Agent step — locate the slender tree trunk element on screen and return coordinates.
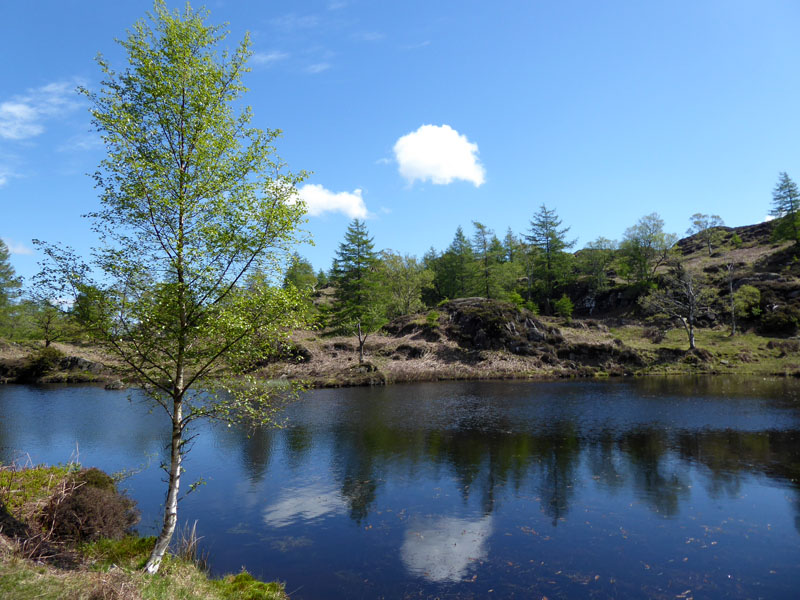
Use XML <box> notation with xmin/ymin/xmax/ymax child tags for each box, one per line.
<box><xmin>357</xmin><ymin>321</ymin><xmax>365</xmax><ymax>364</ymax></box>
<box><xmin>145</xmin><ymin>397</ymin><xmax>183</xmax><ymax>573</ymax></box>
<box><xmin>727</xmin><ymin>264</ymin><xmax>736</xmax><ymax>336</ymax></box>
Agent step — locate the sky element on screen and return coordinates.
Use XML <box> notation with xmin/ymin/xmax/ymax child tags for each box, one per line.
<box><xmin>3</xmin><ymin>0</ymin><xmax>800</xmax><ymax>283</ymax></box>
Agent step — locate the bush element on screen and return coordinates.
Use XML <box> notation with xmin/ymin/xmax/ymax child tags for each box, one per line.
<box><xmin>425</xmin><ymin>310</ymin><xmax>440</xmax><ymax>328</ymax></box>
<box><xmin>554</xmin><ymin>294</ymin><xmax>574</xmax><ymax>321</ymax></box>
<box><xmin>524</xmin><ymin>300</ymin><xmax>540</xmax><ymax>315</ymax></box>
<box><xmin>733</xmin><ymin>285</ymin><xmax>761</xmax><ymax>319</ymax></box>
<box><xmin>43</xmin><ymin>468</ymin><xmax>139</xmax><ymax>543</ymax></box>
<box><xmin>643</xmin><ymin>326</ymin><xmax>666</xmax><ymax>344</ymax></box>
<box><xmin>21</xmin><ymin>346</ymin><xmax>65</xmax><ymax>379</ymax></box>
<box><xmin>759</xmin><ymin>305</ymin><xmax>800</xmax><ymax>336</ymax></box>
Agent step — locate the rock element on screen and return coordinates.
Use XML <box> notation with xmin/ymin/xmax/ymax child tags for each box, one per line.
<box><xmin>59</xmin><ymin>356</ymin><xmax>105</xmax><ymax>374</ymax></box>
<box><xmin>104</xmin><ymin>380</ymin><xmax>126</xmax><ymax>390</ymax></box>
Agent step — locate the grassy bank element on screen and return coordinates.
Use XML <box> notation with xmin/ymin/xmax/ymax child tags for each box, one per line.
<box><xmin>0</xmin><ymin>463</ymin><xmax>287</xmax><ymax>600</ymax></box>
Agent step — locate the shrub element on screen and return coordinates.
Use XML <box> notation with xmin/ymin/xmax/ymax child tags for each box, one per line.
<box><xmin>43</xmin><ymin>468</ymin><xmax>139</xmax><ymax>543</ymax></box>
<box><xmin>733</xmin><ymin>285</ymin><xmax>761</xmax><ymax>319</ymax></box>
<box><xmin>643</xmin><ymin>326</ymin><xmax>666</xmax><ymax>344</ymax></box>
<box><xmin>554</xmin><ymin>294</ymin><xmax>574</xmax><ymax>321</ymax></box>
<box><xmin>524</xmin><ymin>300</ymin><xmax>539</xmax><ymax>315</ymax></box>
<box><xmin>21</xmin><ymin>346</ymin><xmax>65</xmax><ymax>379</ymax></box>
<box><xmin>759</xmin><ymin>305</ymin><xmax>800</xmax><ymax>336</ymax></box>
<box><xmin>425</xmin><ymin>310</ymin><xmax>440</xmax><ymax>328</ymax></box>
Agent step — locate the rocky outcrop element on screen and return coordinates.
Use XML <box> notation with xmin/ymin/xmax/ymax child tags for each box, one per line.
<box><xmin>439</xmin><ymin>298</ymin><xmax>564</xmax><ymax>354</ymax></box>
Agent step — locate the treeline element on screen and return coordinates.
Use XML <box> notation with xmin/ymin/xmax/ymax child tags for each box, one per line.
<box><xmin>283</xmin><ymin>208</ymin><xmax>726</xmax><ymax>352</ymax></box>
<box><xmin>2</xmin><ymin>172</ymin><xmax>799</xmax><ymax>351</ymax></box>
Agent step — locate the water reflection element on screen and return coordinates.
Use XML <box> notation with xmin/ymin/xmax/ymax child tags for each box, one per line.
<box><xmin>401</xmin><ymin>515</ymin><xmax>493</xmax><ymax>582</ymax></box>
<box><xmin>263</xmin><ymin>482</ymin><xmax>345</xmax><ymax>528</ymax></box>
<box><xmin>3</xmin><ymin>378</ymin><xmax>800</xmax><ymax>599</ymax></box>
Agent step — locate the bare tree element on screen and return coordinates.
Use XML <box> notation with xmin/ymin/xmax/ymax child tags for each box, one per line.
<box><xmin>640</xmin><ymin>263</ymin><xmax>714</xmax><ymax>350</ymax></box>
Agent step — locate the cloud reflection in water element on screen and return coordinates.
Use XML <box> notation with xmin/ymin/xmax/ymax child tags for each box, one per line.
<box><xmin>401</xmin><ymin>515</ymin><xmax>493</xmax><ymax>582</ymax></box>
<box><xmin>263</xmin><ymin>483</ymin><xmax>345</xmax><ymax>528</ymax></box>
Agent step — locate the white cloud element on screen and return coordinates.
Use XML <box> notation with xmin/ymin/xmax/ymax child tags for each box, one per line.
<box><xmin>353</xmin><ymin>31</ymin><xmax>385</xmax><ymax>42</ymax></box>
<box><xmin>0</xmin><ymin>79</ymin><xmax>82</xmax><ymax>141</ymax></box>
<box><xmin>763</xmin><ymin>215</ymin><xmax>776</xmax><ymax>222</ymax></box>
<box><xmin>263</xmin><ymin>483</ymin><xmax>345</xmax><ymax>527</ymax></box>
<box><xmin>401</xmin><ymin>515</ymin><xmax>493</xmax><ymax>582</ymax></box>
<box><xmin>1</xmin><ymin>238</ymin><xmax>34</xmax><ymax>255</ymax></box>
<box><xmin>57</xmin><ymin>133</ymin><xmax>102</xmax><ymax>153</ymax></box>
<box><xmin>252</xmin><ymin>51</ymin><xmax>289</xmax><ymax>66</ymax></box>
<box><xmin>298</xmin><ymin>183</ymin><xmax>368</xmax><ymax>218</ymax></box>
<box><xmin>393</xmin><ymin>124</ymin><xmax>485</xmax><ymax>187</ymax></box>
<box><xmin>270</xmin><ymin>13</ymin><xmax>321</xmax><ymax>31</ymax></box>
<box><xmin>0</xmin><ymin>165</ymin><xmax>16</xmax><ymax>187</ymax></box>
<box><xmin>306</xmin><ymin>62</ymin><xmax>331</xmax><ymax>74</ymax></box>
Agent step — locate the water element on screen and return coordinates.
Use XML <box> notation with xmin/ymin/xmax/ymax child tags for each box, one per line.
<box><xmin>1</xmin><ymin>377</ymin><xmax>799</xmax><ymax>599</ymax></box>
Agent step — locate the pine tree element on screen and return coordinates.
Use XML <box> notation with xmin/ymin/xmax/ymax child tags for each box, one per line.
<box><xmin>0</xmin><ymin>239</ymin><xmax>21</xmax><ymax>309</ymax></box>
<box><xmin>525</xmin><ymin>205</ymin><xmax>575</xmax><ymax>313</ymax></box>
<box><xmin>471</xmin><ymin>221</ymin><xmax>497</xmax><ymax>299</ymax></box>
<box><xmin>770</xmin><ymin>172</ymin><xmax>800</xmax><ymax>245</ymax></box>
<box><xmin>330</xmin><ymin>219</ymin><xmax>386</xmax><ymax>362</ymax></box>
<box><xmin>434</xmin><ymin>226</ymin><xmax>476</xmax><ymax>300</ymax></box>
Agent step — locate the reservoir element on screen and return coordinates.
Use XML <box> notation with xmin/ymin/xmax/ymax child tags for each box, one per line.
<box><xmin>1</xmin><ymin>377</ymin><xmax>798</xmax><ymax>598</ymax></box>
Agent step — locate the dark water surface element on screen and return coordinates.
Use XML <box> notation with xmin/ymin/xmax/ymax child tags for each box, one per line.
<box><xmin>1</xmin><ymin>377</ymin><xmax>799</xmax><ymax>599</ymax></box>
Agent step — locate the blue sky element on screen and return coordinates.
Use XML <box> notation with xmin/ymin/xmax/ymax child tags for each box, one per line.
<box><xmin>3</xmin><ymin>0</ymin><xmax>800</xmax><ymax>283</ymax></box>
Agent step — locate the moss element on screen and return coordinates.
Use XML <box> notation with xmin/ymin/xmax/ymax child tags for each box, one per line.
<box><xmin>211</xmin><ymin>571</ymin><xmax>287</xmax><ymax>600</ymax></box>
<box><xmin>82</xmin><ymin>535</ymin><xmax>155</xmax><ymax>570</ymax></box>
<box><xmin>0</xmin><ymin>464</ymin><xmax>72</xmax><ymax>515</ymax></box>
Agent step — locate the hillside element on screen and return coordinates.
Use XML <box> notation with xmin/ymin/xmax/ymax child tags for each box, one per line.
<box><xmin>3</xmin><ymin>221</ymin><xmax>800</xmax><ymax>387</ymax></box>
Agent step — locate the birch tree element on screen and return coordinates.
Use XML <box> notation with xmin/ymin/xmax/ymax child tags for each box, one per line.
<box><xmin>40</xmin><ymin>2</ymin><xmax>308</xmax><ymax>573</ymax></box>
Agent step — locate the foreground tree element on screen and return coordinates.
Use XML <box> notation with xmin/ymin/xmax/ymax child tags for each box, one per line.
<box><xmin>40</xmin><ymin>3</ymin><xmax>308</xmax><ymax>574</ymax></box>
<box><xmin>331</xmin><ymin>219</ymin><xmax>386</xmax><ymax>362</ymax></box>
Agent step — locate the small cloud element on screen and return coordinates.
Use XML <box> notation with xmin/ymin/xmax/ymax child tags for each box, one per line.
<box><xmin>306</xmin><ymin>62</ymin><xmax>331</xmax><ymax>74</ymax></box>
<box><xmin>270</xmin><ymin>13</ymin><xmax>321</xmax><ymax>31</ymax></box>
<box><xmin>298</xmin><ymin>183</ymin><xmax>368</xmax><ymax>218</ymax></box>
<box><xmin>0</xmin><ymin>79</ymin><xmax>83</xmax><ymax>141</ymax></box>
<box><xmin>402</xmin><ymin>40</ymin><xmax>431</xmax><ymax>50</ymax></box>
<box><xmin>252</xmin><ymin>51</ymin><xmax>290</xmax><ymax>66</ymax></box>
<box><xmin>375</xmin><ymin>157</ymin><xmax>392</xmax><ymax>165</ymax></box>
<box><xmin>57</xmin><ymin>133</ymin><xmax>102</xmax><ymax>152</ymax></box>
<box><xmin>393</xmin><ymin>124</ymin><xmax>486</xmax><ymax>187</ymax></box>
<box><xmin>0</xmin><ymin>165</ymin><xmax>17</xmax><ymax>187</ymax></box>
<box><xmin>763</xmin><ymin>215</ymin><xmax>776</xmax><ymax>222</ymax></box>
<box><xmin>1</xmin><ymin>237</ymin><xmax>34</xmax><ymax>255</ymax></box>
<box><xmin>352</xmin><ymin>31</ymin><xmax>385</xmax><ymax>42</ymax></box>
<box><xmin>379</xmin><ymin>206</ymin><xmax>392</xmax><ymax>215</ymax></box>
<box><xmin>328</xmin><ymin>1</ymin><xmax>347</xmax><ymax>9</ymax></box>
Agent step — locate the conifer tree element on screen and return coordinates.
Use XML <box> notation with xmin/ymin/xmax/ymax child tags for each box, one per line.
<box><xmin>525</xmin><ymin>205</ymin><xmax>575</xmax><ymax>313</ymax></box>
<box><xmin>0</xmin><ymin>239</ymin><xmax>21</xmax><ymax>311</ymax></box>
<box><xmin>330</xmin><ymin>219</ymin><xmax>386</xmax><ymax>362</ymax></box>
<box><xmin>472</xmin><ymin>221</ymin><xmax>498</xmax><ymax>299</ymax></box>
<box><xmin>770</xmin><ymin>172</ymin><xmax>800</xmax><ymax>246</ymax></box>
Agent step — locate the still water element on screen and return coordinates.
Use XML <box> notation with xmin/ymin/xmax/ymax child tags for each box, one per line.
<box><xmin>1</xmin><ymin>378</ymin><xmax>799</xmax><ymax>599</ymax></box>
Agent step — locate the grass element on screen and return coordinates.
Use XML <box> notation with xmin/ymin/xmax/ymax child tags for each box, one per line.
<box><xmin>0</xmin><ymin>464</ymin><xmax>288</xmax><ymax>600</ymax></box>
